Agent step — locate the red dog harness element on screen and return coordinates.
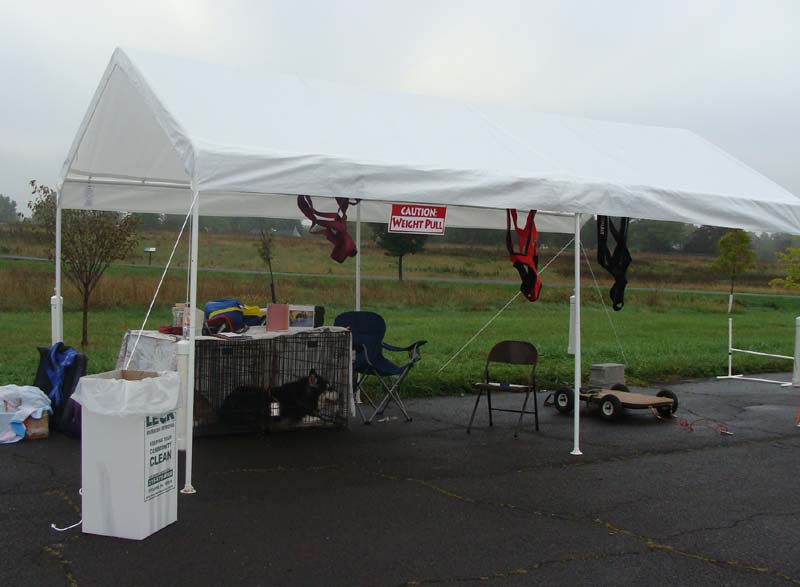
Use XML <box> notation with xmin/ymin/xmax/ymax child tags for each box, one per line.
<box><xmin>297</xmin><ymin>196</ymin><xmax>359</xmax><ymax>263</ymax></box>
<box><xmin>506</xmin><ymin>209</ymin><xmax>542</xmax><ymax>302</ymax></box>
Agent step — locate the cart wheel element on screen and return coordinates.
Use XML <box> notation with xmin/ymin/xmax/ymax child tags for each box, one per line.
<box><xmin>599</xmin><ymin>395</ymin><xmax>623</xmax><ymax>421</ymax></box>
<box><xmin>554</xmin><ymin>387</ymin><xmax>574</xmax><ymax>414</ymax></box>
<box><xmin>610</xmin><ymin>383</ymin><xmax>630</xmax><ymax>393</ymax></box>
<box><xmin>656</xmin><ymin>389</ymin><xmax>678</xmax><ymax>416</ymax></box>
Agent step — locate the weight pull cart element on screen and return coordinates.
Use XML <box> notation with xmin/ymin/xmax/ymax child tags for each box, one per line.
<box><xmin>551</xmin><ymin>384</ymin><xmax>678</xmax><ymax>421</ymax></box>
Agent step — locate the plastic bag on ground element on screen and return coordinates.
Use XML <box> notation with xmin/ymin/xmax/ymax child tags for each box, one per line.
<box><xmin>72</xmin><ymin>370</ymin><xmax>180</xmax><ymax>417</ymax></box>
<box><xmin>0</xmin><ymin>385</ymin><xmax>52</xmax><ymax>443</ymax></box>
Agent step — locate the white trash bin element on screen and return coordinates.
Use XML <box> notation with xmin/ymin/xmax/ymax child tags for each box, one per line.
<box><xmin>73</xmin><ymin>370</ymin><xmax>180</xmax><ymax>540</ymax></box>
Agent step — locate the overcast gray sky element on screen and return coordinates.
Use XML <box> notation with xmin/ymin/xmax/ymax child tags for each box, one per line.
<box><xmin>1</xmin><ymin>0</ymin><xmax>798</xmax><ymax>213</ymax></box>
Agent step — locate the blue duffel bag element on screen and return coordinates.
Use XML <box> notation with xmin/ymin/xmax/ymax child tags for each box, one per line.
<box><xmin>204</xmin><ymin>299</ymin><xmax>246</xmax><ymax>332</ymax></box>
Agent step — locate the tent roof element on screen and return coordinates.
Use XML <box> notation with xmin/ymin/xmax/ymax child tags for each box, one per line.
<box><xmin>60</xmin><ymin>47</ymin><xmax>800</xmax><ymax>235</ymax></box>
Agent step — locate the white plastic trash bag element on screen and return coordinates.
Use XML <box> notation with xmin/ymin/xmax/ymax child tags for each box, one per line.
<box><xmin>0</xmin><ymin>385</ymin><xmax>52</xmax><ymax>443</ymax></box>
<box><xmin>73</xmin><ymin>370</ymin><xmax>179</xmax><ymax>416</ymax></box>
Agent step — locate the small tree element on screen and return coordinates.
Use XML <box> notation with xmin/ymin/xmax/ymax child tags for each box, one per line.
<box><xmin>711</xmin><ymin>229</ymin><xmax>756</xmax><ymax>312</ymax></box>
<box><xmin>372</xmin><ymin>225</ymin><xmax>427</xmax><ymax>281</ymax></box>
<box><xmin>0</xmin><ymin>194</ymin><xmax>21</xmax><ymax>223</ymax></box>
<box><xmin>770</xmin><ymin>247</ymin><xmax>800</xmax><ymax>290</ymax></box>
<box><xmin>29</xmin><ymin>181</ymin><xmax>140</xmax><ymax>348</ymax></box>
<box><xmin>256</xmin><ymin>224</ymin><xmax>277</xmax><ymax>303</ymax></box>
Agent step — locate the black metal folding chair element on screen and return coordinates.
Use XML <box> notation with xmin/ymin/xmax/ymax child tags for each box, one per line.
<box><xmin>467</xmin><ymin>340</ymin><xmax>539</xmax><ymax>438</ymax></box>
<box><xmin>334</xmin><ymin>311</ymin><xmax>427</xmax><ymax>424</ymax></box>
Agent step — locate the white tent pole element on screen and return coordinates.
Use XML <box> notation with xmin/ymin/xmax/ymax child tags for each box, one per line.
<box><xmin>793</xmin><ymin>317</ymin><xmax>800</xmax><ymax>386</ymax></box>
<box><xmin>175</xmin><ymin>340</ymin><xmax>189</xmax><ymax>451</ymax></box>
<box><xmin>571</xmin><ymin>213</ymin><xmax>583</xmax><ymax>456</ymax></box>
<box><xmin>181</xmin><ymin>188</ymin><xmax>200</xmax><ymax>495</ymax></box>
<box><xmin>355</xmin><ymin>205</ymin><xmax>362</xmax><ymax>311</ymax></box>
<box><xmin>51</xmin><ymin>189</ymin><xmax>64</xmax><ymax>344</ymax></box>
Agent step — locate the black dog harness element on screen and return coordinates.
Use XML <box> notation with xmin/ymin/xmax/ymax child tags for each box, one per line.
<box><xmin>596</xmin><ymin>215</ymin><xmax>631</xmax><ymax>311</ymax></box>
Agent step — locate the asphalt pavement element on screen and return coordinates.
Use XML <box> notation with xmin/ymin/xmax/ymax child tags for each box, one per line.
<box><xmin>3</xmin><ymin>374</ymin><xmax>800</xmax><ymax>586</ymax></box>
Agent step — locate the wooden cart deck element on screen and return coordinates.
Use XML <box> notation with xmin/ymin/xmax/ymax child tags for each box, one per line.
<box><xmin>584</xmin><ymin>389</ymin><xmax>674</xmax><ymax>409</ymax></box>
<box><xmin>551</xmin><ymin>385</ymin><xmax>678</xmax><ymax>420</ymax></box>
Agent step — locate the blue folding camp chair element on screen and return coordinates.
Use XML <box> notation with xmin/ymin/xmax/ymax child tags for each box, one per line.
<box><xmin>334</xmin><ymin>311</ymin><xmax>427</xmax><ymax>424</ymax></box>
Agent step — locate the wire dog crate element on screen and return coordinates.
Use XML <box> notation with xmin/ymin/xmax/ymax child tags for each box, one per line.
<box><xmin>193</xmin><ymin>330</ymin><xmax>351</xmax><ymax>435</ymax></box>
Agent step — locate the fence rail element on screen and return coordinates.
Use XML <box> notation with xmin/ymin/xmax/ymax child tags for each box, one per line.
<box><xmin>717</xmin><ymin>317</ymin><xmax>799</xmax><ymax>387</ymax></box>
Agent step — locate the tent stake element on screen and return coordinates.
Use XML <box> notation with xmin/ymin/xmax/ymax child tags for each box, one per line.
<box><xmin>571</xmin><ymin>213</ymin><xmax>583</xmax><ymax>456</ymax></box>
<box><xmin>181</xmin><ymin>188</ymin><xmax>200</xmax><ymax>495</ymax></box>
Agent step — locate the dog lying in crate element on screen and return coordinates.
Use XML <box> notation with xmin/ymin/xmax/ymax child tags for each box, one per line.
<box><xmin>211</xmin><ymin>370</ymin><xmax>339</xmax><ymax>428</ymax></box>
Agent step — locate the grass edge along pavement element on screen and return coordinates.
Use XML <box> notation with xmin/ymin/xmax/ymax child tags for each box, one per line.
<box><xmin>1</xmin><ymin>283</ymin><xmax>798</xmax><ymax>396</ymax></box>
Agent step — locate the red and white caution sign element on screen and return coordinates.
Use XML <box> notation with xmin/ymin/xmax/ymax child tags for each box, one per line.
<box><xmin>388</xmin><ymin>204</ymin><xmax>447</xmax><ymax>235</ymax></box>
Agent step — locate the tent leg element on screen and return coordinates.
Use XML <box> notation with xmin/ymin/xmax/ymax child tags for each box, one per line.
<box><xmin>793</xmin><ymin>317</ymin><xmax>800</xmax><ymax>387</ymax></box>
<box><xmin>571</xmin><ymin>213</ymin><xmax>583</xmax><ymax>456</ymax></box>
<box><xmin>51</xmin><ymin>190</ymin><xmax>64</xmax><ymax>344</ymax></box>
<box><xmin>181</xmin><ymin>189</ymin><xmax>200</xmax><ymax>495</ymax></box>
<box><xmin>176</xmin><ymin>340</ymin><xmax>190</xmax><ymax>451</ymax></box>
<box><xmin>355</xmin><ymin>205</ymin><xmax>361</xmax><ymax>311</ymax></box>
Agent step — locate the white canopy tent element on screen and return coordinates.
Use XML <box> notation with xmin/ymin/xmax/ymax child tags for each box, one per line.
<box><xmin>56</xmin><ymin>48</ymin><xmax>800</xmax><ymax>492</ymax></box>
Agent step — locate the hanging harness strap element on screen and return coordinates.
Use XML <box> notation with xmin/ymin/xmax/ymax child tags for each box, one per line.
<box><xmin>45</xmin><ymin>343</ymin><xmax>79</xmax><ymax>409</ymax></box>
<box><xmin>596</xmin><ymin>215</ymin><xmax>631</xmax><ymax>311</ymax></box>
<box><xmin>297</xmin><ymin>196</ymin><xmax>359</xmax><ymax>263</ymax></box>
<box><xmin>506</xmin><ymin>209</ymin><xmax>542</xmax><ymax>302</ymax></box>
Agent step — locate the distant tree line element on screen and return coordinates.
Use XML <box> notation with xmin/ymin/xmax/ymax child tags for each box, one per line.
<box><xmin>130</xmin><ymin>212</ymin><xmax>796</xmax><ymax>260</ymax></box>
<box><xmin>136</xmin><ymin>213</ymin><xmax>303</xmax><ymax>235</ymax></box>
<box><xmin>438</xmin><ymin>218</ymin><xmax>794</xmax><ymax>260</ymax></box>
<box><xmin>5</xmin><ymin>190</ymin><xmax>797</xmax><ymax>260</ymax></box>
<box><xmin>13</xmin><ymin>200</ymin><xmax>797</xmax><ymax>262</ymax></box>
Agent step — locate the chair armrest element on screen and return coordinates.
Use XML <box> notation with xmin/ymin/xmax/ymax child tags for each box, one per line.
<box><xmin>382</xmin><ymin>340</ymin><xmax>427</xmax><ymax>353</ymax></box>
<box><xmin>383</xmin><ymin>340</ymin><xmax>427</xmax><ymax>366</ymax></box>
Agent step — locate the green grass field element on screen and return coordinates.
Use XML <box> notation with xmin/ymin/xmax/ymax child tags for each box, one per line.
<box><xmin>2</xmin><ymin>223</ymin><xmax>799</xmax><ymax>396</ymax></box>
<box><xmin>2</xmin><ymin>286</ymin><xmax>798</xmax><ymax>396</ymax></box>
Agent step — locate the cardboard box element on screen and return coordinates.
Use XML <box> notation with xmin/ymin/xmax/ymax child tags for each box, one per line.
<box><xmin>79</xmin><ymin>370</ymin><xmax>178</xmax><ymax>540</ymax></box>
<box><xmin>24</xmin><ymin>411</ymin><xmax>49</xmax><ymax>439</ymax></box>
<box><xmin>0</xmin><ymin>411</ymin><xmax>49</xmax><ymax>440</ymax></box>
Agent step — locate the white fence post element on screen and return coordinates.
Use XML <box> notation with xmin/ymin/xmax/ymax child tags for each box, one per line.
<box><xmin>718</xmin><ymin>316</ymin><xmax>796</xmax><ymax>386</ymax></box>
<box><xmin>727</xmin><ymin>317</ymin><xmax>733</xmax><ymax>377</ymax></box>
